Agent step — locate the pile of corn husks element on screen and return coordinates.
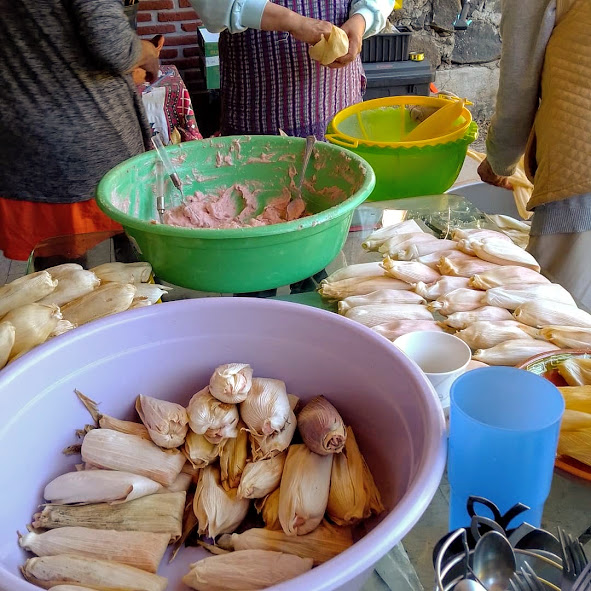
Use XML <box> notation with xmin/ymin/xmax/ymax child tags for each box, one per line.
<box><xmin>0</xmin><ymin>262</ymin><xmax>170</xmax><ymax>371</ymax></box>
<box><xmin>319</xmin><ymin>218</ymin><xmax>591</xmax><ymax>367</ymax></box>
<box><xmin>19</xmin><ymin>363</ymin><xmax>384</xmax><ymax>590</ymax></box>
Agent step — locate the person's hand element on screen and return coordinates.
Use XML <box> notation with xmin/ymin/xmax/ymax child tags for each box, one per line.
<box><xmin>287</xmin><ymin>14</ymin><xmax>333</xmax><ymax>45</ymax></box>
<box><xmin>133</xmin><ymin>36</ymin><xmax>165</xmax><ymax>85</ymax></box>
<box><xmin>327</xmin><ymin>14</ymin><xmax>365</xmax><ymax>68</ymax></box>
<box><xmin>477</xmin><ymin>158</ymin><xmax>514</xmax><ymax>191</ymax></box>
<box><xmin>135</xmin><ymin>39</ymin><xmax>160</xmax><ymax>83</ymax></box>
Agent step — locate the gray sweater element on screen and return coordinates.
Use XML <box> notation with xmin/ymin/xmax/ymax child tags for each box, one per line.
<box><xmin>0</xmin><ymin>0</ymin><xmax>151</xmax><ymax>203</ymax></box>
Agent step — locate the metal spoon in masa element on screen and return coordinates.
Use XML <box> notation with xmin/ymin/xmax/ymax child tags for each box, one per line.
<box><xmin>473</xmin><ymin>531</ymin><xmax>517</xmax><ymax>591</ymax></box>
<box><xmin>287</xmin><ymin>135</ymin><xmax>315</xmax><ymax>220</ymax></box>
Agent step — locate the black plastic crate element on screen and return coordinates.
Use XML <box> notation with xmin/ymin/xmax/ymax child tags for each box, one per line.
<box><xmin>361</xmin><ymin>27</ymin><xmax>412</xmax><ymax>63</ymax></box>
<box><xmin>363</xmin><ymin>59</ymin><xmax>434</xmax><ymax>100</ymax></box>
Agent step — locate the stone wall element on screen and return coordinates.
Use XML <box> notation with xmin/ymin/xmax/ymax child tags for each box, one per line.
<box><xmin>393</xmin><ymin>0</ymin><xmax>501</xmax><ymax>121</ymax></box>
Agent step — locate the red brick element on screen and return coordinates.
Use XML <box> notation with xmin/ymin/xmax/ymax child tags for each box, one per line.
<box><xmin>161</xmin><ymin>34</ymin><xmax>196</xmax><ymax>45</ymax></box>
<box><xmin>159</xmin><ymin>48</ymin><xmax>179</xmax><ymax>59</ymax></box>
<box><xmin>162</xmin><ymin>56</ymin><xmax>201</xmax><ymax>69</ymax></box>
<box><xmin>137</xmin><ymin>13</ymin><xmax>152</xmax><ymax>22</ymax></box>
<box><xmin>181</xmin><ymin>22</ymin><xmax>201</xmax><ymax>32</ymax></box>
<box><xmin>138</xmin><ymin>0</ymin><xmax>173</xmax><ymax>10</ymax></box>
<box><xmin>137</xmin><ymin>24</ymin><xmax>176</xmax><ymax>35</ymax></box>
<box><xmin>179</xmin><ymin>0</ymin><xmax>192</xmax><ymax>6</ymax></box>
<box><xmin>158</xmin><ymin>9</ymin><xmax>198</xmax><ymax>21</ymax></box>
<box><xmin>183</xmin><ymin>46</ymin><xmax>200</xmax><ymax>57</ymax></box>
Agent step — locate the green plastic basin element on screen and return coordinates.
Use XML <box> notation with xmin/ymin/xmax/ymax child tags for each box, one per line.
<box><xmin>96</xmin><ymin>136</ymin><xmax>375</xmax><ymax>293</ymax></box>
<box><xmin>326</xmin><ymin>122</ymin><xmax>478</xmax><ymax>201</ymax></box>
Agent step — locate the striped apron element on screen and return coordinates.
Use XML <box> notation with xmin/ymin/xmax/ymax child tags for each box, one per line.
<box><xmin>219</xmin><ymin>0</ymin><xmax>365</xmax><ymax>139</ymax></box>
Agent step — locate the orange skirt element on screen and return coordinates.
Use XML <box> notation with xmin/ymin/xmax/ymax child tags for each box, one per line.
<box><xmin>0</xmin><ymin>197</ymin><xmax>122</xmax><ymax>261</ymax></box>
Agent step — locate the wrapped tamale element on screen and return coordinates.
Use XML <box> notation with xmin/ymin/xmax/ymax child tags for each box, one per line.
<box><xmin>472</xmin><ymin>339</ymin><xmax>560</xmax><ymax>366</ymax></box>
<box><xmin>81</xmin><ymin>428</ymin><xmax>186</xmax><ymax>487</ymax></box>
<box><xmin>225</xmin><ymin>521</ymin><xmax>353</xmax><ymax>565</ymax></box>
<box><xmin>443</xmin><ymin>306</ymin><xmax>514</xmax><ymax>330</ymax></box>
<box><xmin>237</xmin><ymin>452</ymin><xmax>286</xmax><ymax>499</ymax></box>
<box><xmin>381</xmin><ymin>258</ymin><xmax>441</xmax><ymax>285</ymax></box>
<box><xmin>378</xmin><ymin>233</ymin><xmax>440</xmax><ymax>257</ymax></box>
<box><xmin>278</xmin><ymin>444</ymin><xmax>333</xmax><ymax>536</ymax></box>
<box><xmin>413</xmin><ymin>276</ymin><xmax>471</xmax><ymax>301</ymax></box>
<box><xmin>250</xmin><ymin>410</ymin><xmax>297</xmax><ymax>461</ymax></box>
<box><xmin>297</xmin><ymin>396</ymin><xmax>346</xmax><ymax>455</ymax></box>
<box><xmin>39</xmin><ymin>269</ymin><xmax>100</xmax><ymax>307</ymax></box>
<box><xmin>318</xmin><ymin>276</ymin><xmax>412</xmax><ymax>300</ymax></box>
<box><xmin>455</xmin><ymin>320</ymin><xmax>539</xmax><ymax>350</ymax></box>
<box><xmin>220</xmin><ymin>420</ymin><xmax>249</xmax><ymax>490</ymax></box>
<box><xmin>183</xmin><ymin>430</ymin><xmax>220</xmax><ymax>468</ymax></box>
<box><xmin>240</xmin><ymin>378</ymin><xmax>290</xmax><ymax>437</ymax></box>
<box><xmin>33</xmin><ymin>492</ymin><xmax>185</xmax><ymax>542</ymax></box>
<box><xmin>558</xmin><ymin>386</ymin><xmax>591</xmax><ymax>413</ymax></box>
<box><xmin>394</xmin><ymin>239</ymin><xmax>458</xmax><ymax>261</ymax></box>
<box><xmin>557</xmin><ymin>358</ymin><xmax>591</xmax><ymax>387</ymax></box>
<box><xmin>135</xmin><ymin>394</ymin><xmax>189</xmax><ymax>449</ymax></box>
<box><xmin>558</xmin><ymin>429</ymin><xmax>591</xmax><ymax>467</ymax></box>
<box><xmin>327</xmin><ymin>426</ymin><xmax>384</xmax><ymax>526</ymax></box>
<box><xmin>344</xmin><ymin>303</ymin><xmax>433</xmax><ymax>328</ymax></box>
<box><xmin>193</xmin><ymin>465</ymin><xmax>250</xmax><ymax>538</ymax></box>
<box><xmin>19</xmin><ymin>527</ymin><xmax>169</xmax><ymax>573</ymax></box>
<box><xmin>470</xmin><ymin>265</ymin><xmax>548</xmax><ymax>289</ymax></box>
<box><xmin>0</xmin><ymin>271</ymin><xmax>57</xmax><ymax>318</ymax></box>
<box><xmin>485</xmin><ymin>283</ymin><xmax>576</xmax><ymax>310</ymax></box>
<box><xmin>323</xmin><ymin>261</ymin><xmax>386</xmax><ymax>282</ymax></box>
<box><xmin>463</xmin><ymin>238</ymin><xmax>540</xmax><ymax>272</ymax></box>
<box><xmin>437</xmin><ymin>256</ymin><xmax>500</xmax><ymax>278</ymax></box>
<box><xmin>514</xmin><ymin>300</ymin><xmax>591</xmax><ymax>329</ymax></box>
<box><xmin>209</xmin><ymin>363</ymin><xmax>253</xmax><ymax>403</ymax></box>
<box><xmin>182</xmin><ymin>549</ymin><xmax>313</xmax><ymax>591</ymax></box>
<box><xmin>338</xmin><ymin>289</ymin><xmax>425</xmax><ymax>315</ymax></box>
<box><xmin>361</xmin><ymin>219</ymin><xmax>424</xmax><ymax>251</ymax></box>
<box><xmin>21</xmin><ymin>555</ymin><xmax>167</xmax><ymax>591</ymax></box>
<box><xmin>186</xmin><ymin>387</ymin><xmax>239</xmax><ymax>443</ymax></box>
<box><xmin>541</xmin><ymin>325</ymin><xmax>591</xmax><ymax>349</ymax></box>
<box><xmin>427</xmin><ymin>288</ymin><xmax>485</xmax><ymax>315</ymax></box>
<box><xmin>90</xmin><ymin>261</ymin><xmax>152</xmax><ymax>283</ymax></box>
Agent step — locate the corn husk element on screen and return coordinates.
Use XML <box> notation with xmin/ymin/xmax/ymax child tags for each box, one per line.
<box><xmin>4</xmin><ymin>303</ymin><xmax>62</xmax><ymax>360</ymax></box>
<box><xmin>470</xmin><ymin>265</ymin><xmax>548</xmax><ymax>290</ymax></box>
<box><xmin>21</xmin><ymin>555</ymin><xmax>167</xmax><ymax>591</ymax></box>
<box><xmin>19</xmin><ymin>527</ymin><xmax>169</xmax><ymax>573</ymax></box>
<box><xmin>452</xmin><ymin>228</ymin><xmax>513</xmax><ymax>244</ymax></box>
<box><xmin>255</xmin><ymin>488</ymin><xmax>282</xmax><ymax>530</ymax></box>
<box><xmin>362</xmin><ymin>219</ymin><xmax>424</xmax><ymax>251</ymax></box>
<box><xmin>438</xmin><ymin>256</ymin><xmax>500</xmax><ymax>277</ymax></box>
<box><xmin>541</xmin><ymin>326</ymin><xmax>591</xmax><ymax>349</ymax></box>
<box><xmin>338</xmin><ymin>289</ymin><xmax>425</xmax><ymax>314</ymax></box>
<box><xmin>187</xmin><ymin>387</ymin><xmax>239</xmax><ymax>443</ymax></box>
<box><xmin>464</xmin><ymin>238</ymin><xmax>540</xmax><ymax>271</ymax></box>
<box><xmin>473</xmin><ymin>339</ymin><xmax>560</xmax><ymax>366</ymax></box>
<box><xmin>33</xmin><ymin>492</ymin><xmax>185</xmax><ymax>541</ymax></box>
<box><xmin>49</xmin><ymin>320</ymin><xmax>77</xmax><ymax>338</ymax></box>
<box><xmin>170</xmin><ymin>494</ymin><xmax>199</xmax><ymax>562</ymax></box>
<box><xmin>414</xmin><ymin>276</ymin><xmax>472</xmax><ymax>301</ymax></box>
<box><xmin>226</xmin><ymin>521</ymin><xmax>353</xmax><ymax>565</ymax></box>
<box><xmin>371</xmin><ymin>319</ymin><xmax>444</xmax><ymax>341</ymax></box>
<box><xmin>184</xmin><ymin>430</ymin><xmax>220</xmax><ymax>468</ymax></box>
<box><xmin>381</xmin><ymin>257</ymin><xmax>441</xmax><ymax>285</ymax></box>
<box><xmin>136</xmin><ymin>394</ymin><xmax>189</xmax><ymax>449</ymax></box>
<box><xmin>238</xmin><ymin>452</ymin><xmax>286</xmax><ymax>499</ymax></box>
<box><xmin>240</xmin><ymin>378</ymin><xmax>290</xmax><ymax>437</ymax></box>
<box><xmin>395</xmin><ymin>239</ymin><xmax>459</xmax><ymax>261</ymax></box>
<box><xmin>251</xmin><ymin>409</ymin><xmax>297</xmax><ymax>461</ymax></box>
<box><xmin>560</xmin><ymin>409</ymin><xmax>591</xmax><ymax>431</ymax></box>
<box><xmin>318</xmin><ymin>276</ymin><xmax>412</xmax><ymax>300</ymax></box>
<box><xmin>129</xmin><ymin>297</ymin><xmax>152</xmax><ymax>309</ymax></box>
<box><xmin>428</xmin><ymin>288</ymin><xmax>485</xmax><ymax>315</ymax></box>
<box><xmin>297</xmin><ymin>395</ymin><xmax>346</xmax><ymax>455</ymax></box>
<box><xmin>485</xmin><ymin>283</ymin><xmax>577</xmax><ymax>310</ymax></box>
<box><xmin>133</xmin><ymin>283</ymin><xmax>170</xmax><ymax>303</ymax></box>
<box><xmin>416</xmin><ymin>249</ymin><xmax>475</xmax><ymax>270</ymax></box>
<box><xmin>558</xmin><ymin>429</ymin><xmax>591</xmax><ymax>466</ymax></box>
<box><xmin>557</xmin><ymin>358</ymin><xmax>591</xmax><ymax>387</ymax></box>
<box><xmin>61</xmin><ymin>282</ymin><xmax>136</xmax><ymax>326</ymax></box>
<box><xmin>442</xmin><ymin>306</ymin><xmax>514</xmax><ymax>330</ymax></box>
<box><xmin>47</xmin><ymin>586</ymin><xmax>95</xmax><ymax>591</ymax></box>
<box><xmin>0</xmin><ymin>271</ymin><xmax>58</xmax><ymax>318</ymax></box>
<box><xmin>323</xmin><ymin>261</ymin><xmax>386</xmax><ymax>283</ymax></box>
<box><xmin>81</xmin><ymin>429</ymin><xmax>186</xmax><ymax>486</ymax></box>
<box><xmin>378</xmin><ymin>232</ymin><xmax>439</xmax><ymax>256</ymax></box>
<box><xmin>182</xmin><ymin>549</ymin><xmax>313</xmax><ymax>591</ymax></box>
<box><xmin>327</xmin><ymin>426</ymin><xmax>384</xmax><ymax>526</ymax></box>
<box><xmin>278</xmin><ymin>444</ymin><xmax>333</xmax><ymax>536</ymax></box>
<box><xmin>455</xmin><ymin>320</ymin><xmax>540</xmax><ymax>350</ymax></box>
<box><xmin>0</xmin><ymin>320</ymin><xmax>16</xmax><ymax>369</ymax></box>
<box><xmin>559</xmin><ymin>386</ymin><xmax>591</xmax><ymax>413</ymax></box>
<box><xmin>43</xmin><ymin>470</ymin><xmax>162</xmax><ymax>505</ymax></box>
<box><xmin>220</xmin><ymin>420</ymin><xmax>249</xmax><ymax>490</ymax></box>
<box><xmin>39</xmin><ymin>270</ymin><xmax>101</xmax><ymax>307</ymax></box>
<box><xmin>345</xmin><ymin>303</ymin><xmax>433</xmax><ymax>328</ymax></box>
<box><xmin>209</xmin><ymin>363</ymin><xmax>253</xmax><ymax>403</ymax></box>
<box><xmin>166</xmin><ymin>471</ymin><xmax>193</xmax><ymax>493</ymax></box>
<box><xmin>44</xmin><ymin>263</ymin><xmax>84</xmax><ymax>279</ymax></box>
<box><xmin>193</xmin><ymin>465</ymin><xmax>250</xmax><ymax>538</ymax></box>
<box><xmin>90</xmin><ymin>261</ymin><xmax>152</xmax><ymax>284</ymax></box>
<box><xmin>514</xmin><ymin>300</ymin><xmax>591</xmax><ymax>329</ymax></box>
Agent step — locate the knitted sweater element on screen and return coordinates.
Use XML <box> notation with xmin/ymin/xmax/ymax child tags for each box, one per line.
<box><xmin>0</xmin><ymin>0</ymin><xmax>150</xmax><ymax>204</ymax></box>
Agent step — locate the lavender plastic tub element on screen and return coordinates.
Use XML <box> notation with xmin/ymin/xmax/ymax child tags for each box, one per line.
<box><xmin>0</xmin><ymin>298</ymin><xmax>446</xmax><ymax>591</ymax></box>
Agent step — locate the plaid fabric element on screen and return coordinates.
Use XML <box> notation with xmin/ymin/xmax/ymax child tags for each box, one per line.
<box><xmin>219</xmin><ymin>0</ymin><xmax>364</xmax><ymax>139</ymax></box>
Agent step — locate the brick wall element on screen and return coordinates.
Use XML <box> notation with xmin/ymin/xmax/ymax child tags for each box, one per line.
<box><xmin>137</xmin><ymin>0</ymin><xmax>205</xmax><ymax>95</ymax></box>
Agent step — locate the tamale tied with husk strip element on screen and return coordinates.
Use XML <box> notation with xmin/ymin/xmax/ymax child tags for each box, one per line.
<box><xmin>183</xmin><ymin>431</ymin><xmax>220</xmax><ymax>468</ymax></box>
<box><xmin>33</xmin><ymin>491</ymin><xmax>186</xmax><ymax>542</ymax></box>
<box><xmin>219</xmin><ymin>420</ymin><xmax>249</xmax><ymax>491</ymax></box>
<box><xmin>136</xmin><ymin>394</ymin><xmax>189</xmax><ymax>449</ymax></box>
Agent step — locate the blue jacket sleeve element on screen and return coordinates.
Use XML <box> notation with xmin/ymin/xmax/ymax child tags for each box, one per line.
<box><xmin>350</xmin><ymin>0</ymin><xmax>395</xmax><ymax>38</ymax></box>
<box><xmin>190</xmin><ymin>0</ymin><xmax>268</xmax><ymax>33</ymax></box>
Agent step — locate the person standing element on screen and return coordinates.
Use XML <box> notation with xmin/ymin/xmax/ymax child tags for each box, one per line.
<box><xmin>0</xmin><ymin>0</ymin><xmax>160</xmax><ymax>261</ymax></box>
<box><xmin>478</xmin><ymin>0</ymin><xmax>591</xmax><ymax>309</ymax></box>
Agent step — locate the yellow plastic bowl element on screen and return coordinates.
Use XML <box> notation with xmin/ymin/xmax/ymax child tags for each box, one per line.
<box><xmin>326</xmin><ymin>96</ymin><xmax>473</xmax><ymax>149</ymax></box>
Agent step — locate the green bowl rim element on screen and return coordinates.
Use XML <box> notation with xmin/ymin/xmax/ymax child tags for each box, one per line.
<box><xmin>96</xmin><ymin>135</ymin><xmax>376</xmax><ymax>239</ymax></box>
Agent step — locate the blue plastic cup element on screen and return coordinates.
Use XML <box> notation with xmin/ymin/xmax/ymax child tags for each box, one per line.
<box><xmin>448</xmin><ymin>366</ymin><xmax>564</xmax><ymax>531</ymax></box>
